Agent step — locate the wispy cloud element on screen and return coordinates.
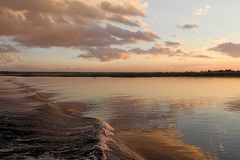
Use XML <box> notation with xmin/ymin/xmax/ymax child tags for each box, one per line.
<box><xmin>0</xmin><ymin>44</ymin><xmax>19</xmax><ymax>53</ymax></box>
<box><xmin>0</xmin><ymin>44</ymin><xmax>22</xmax><ymax>63</ymax></box>
<box><xmin>195</xmin><ymin>5</ymin><xmax>211</xmax><ymax>16</ymax></box>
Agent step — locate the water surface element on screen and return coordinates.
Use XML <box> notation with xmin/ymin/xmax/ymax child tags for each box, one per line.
<box><xmin>3</xmin><ymin>77</ymin><xmax>240</xmax><ymax>160</ymax></box>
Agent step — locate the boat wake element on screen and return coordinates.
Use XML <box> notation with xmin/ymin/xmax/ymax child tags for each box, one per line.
<box><xmin>0</xmin><ymin>78</ymin><xmax>143</xmax><ymax>160</ymax></box>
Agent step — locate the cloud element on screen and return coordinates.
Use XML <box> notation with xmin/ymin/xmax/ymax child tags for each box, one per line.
<box><xmin>79</xmin><ymin>47</ymin><xmax>130</xmax><ymax>62</ymax></box>
<box><xmin>165</xmin><ymin>41</ymin><xmax>180</xmax><ymax>47</ymax></box>
<box><xmin>209</xmin><ymin>42</ymin><xmax>240</xmax><ymax>58</ymax></box>
<box><xmin>78</xmin><ymin>43</ymin><xmax>186</xmax><ymax>61</ymax></box>
<box><xmin>129</xmin><ymin>44</ymin><xmax>214</xmax><ymax>60</ymax></box>
<box><xmin>11</xmin><ymin>23</ymin><xmax>157</xmax><ymax>48</ymax></box>
<box><xmin>0</xmin><ymin>0</ymin><xmax>210</xmax><ymax>63</ymax></box>
<box><xmin>78</xmin><ymin>42</ymin><xmax>215</xmax><ymax>62</ymax></box>
<box><xmin>0</xmin><ymin>44</ymin><xmax>22</xmax><ymax>63</ymax></box>
<box><xmin>106</xmin><ymin>24</ymin><xmax>158</xmax><ymax>42</ymax></box>
<box><xmin>100</xmin><ymin>1</ymin><xmax>147</xmax><ymax>17</ymax></box>
<box><xmin>108</xmin><ymin>15</ymin><xmax>144</xmax><ymax>27</ymax></box>
<box><xmin>195</xmin><ymin>5</ymin><xmax>211</xmax><ymax>16</ymax></box>
<box><xmin>0</xmin><ymin>44</ymin><xmax>19</xmax><ymax>53</ymax></box>
<box><xmin>0</xmin><ymin>0</ymin><xmax>155</xmax><ymax>48</ymax></box>
<box><xmin>178</xmin><ymin>24</ymin><xmax>198</xmax><ymax>30</ymax></box>
<box><xmin>0</xmin><ymin>52</ymin><xmax>21</xmax><ymax>63</ymax></box>
<box><xmin>130</xmin><ymin>44</ymin><xmax>182</xmax><ymax>56</ymax></box>
<box><xmin>192</xmin><ymin>55</ymin><xmax>212</xmax><ymax>59</ymax></box>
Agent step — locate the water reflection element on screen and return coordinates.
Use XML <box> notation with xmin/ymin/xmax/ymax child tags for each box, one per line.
<box><xmin>82</xmin><ymin>96</ymin><xmax>220</xmax><ymax>159</ymax></box>
<box><xmin>84</xmin><ymin>96</ymin><xmax>215</xmax><ymax>132</ymax></box>
<box><xmin>225</xmin><ymin>97</ymin><xmax>240</xmax><ymax>112</ymax></box>
<box><xmin>119</xmin><ymin>131</ymin><xmax>216</xmax><ymax>160</ymax></box>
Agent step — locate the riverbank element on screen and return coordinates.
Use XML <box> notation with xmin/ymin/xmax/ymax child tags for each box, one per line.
<box><xmin>1</xmin><ymin>71</ymin><xmax>240</xmax><ymax>78</ymax></box>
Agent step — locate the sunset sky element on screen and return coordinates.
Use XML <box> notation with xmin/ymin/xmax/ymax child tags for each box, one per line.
<box><xmin>0</xmin><ymin>0</ymin><xmax>239</xmax><ymax>72</ymax></box>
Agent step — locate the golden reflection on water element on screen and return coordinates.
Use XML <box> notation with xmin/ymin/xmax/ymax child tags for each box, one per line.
<box><xmin>119</xmin><ymin>131</ymin><xmax>217</xmax><ymax>160</ymax></box>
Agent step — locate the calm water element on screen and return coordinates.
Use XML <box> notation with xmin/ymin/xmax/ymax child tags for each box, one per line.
<box><xmin>17</xmin><ymin>77</ymin><xmax>240</xmax><ymax>160</ymax></box>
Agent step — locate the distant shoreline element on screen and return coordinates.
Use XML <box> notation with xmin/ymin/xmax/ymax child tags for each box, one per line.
<box><xmin>1</xmin><ymin>71</ymin><xmax>240</xmax><ymax>77</ymax></box>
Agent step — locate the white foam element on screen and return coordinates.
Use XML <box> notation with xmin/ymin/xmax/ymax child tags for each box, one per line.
<box><xmin>96</xmin><ymin>120</ymin><xmax>115</xmax><ymax>159</ymax></box>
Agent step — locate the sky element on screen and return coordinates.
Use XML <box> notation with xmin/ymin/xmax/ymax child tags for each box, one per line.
<box><xmin>0</xmin><ymin>0</ymin><xmax>239</xmax><ymax>72</ymax></box>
